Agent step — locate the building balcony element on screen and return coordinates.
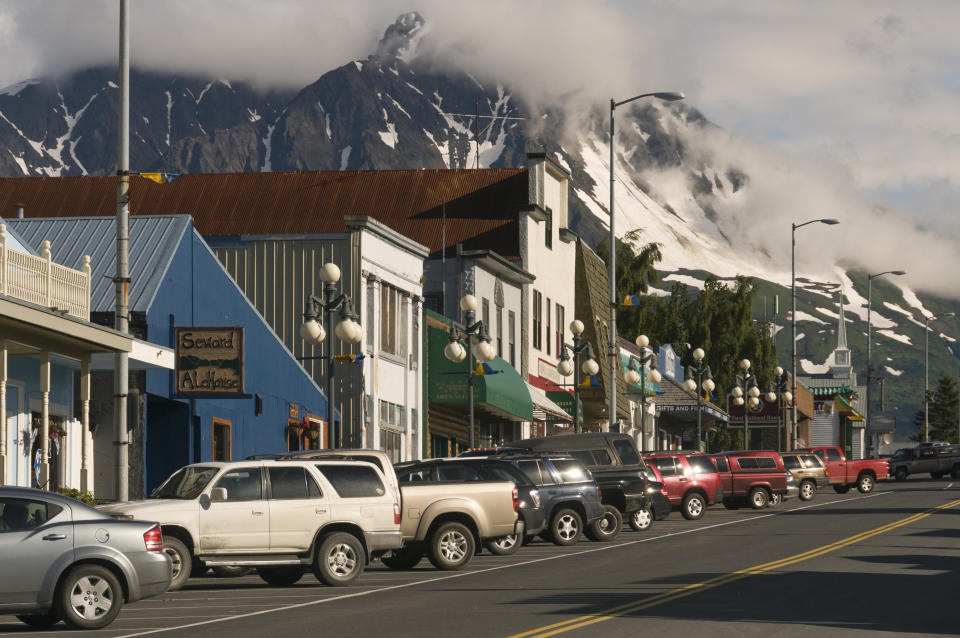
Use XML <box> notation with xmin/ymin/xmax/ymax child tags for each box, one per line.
<box><xmin>1</xmin><ymin>224</ymin><xmax>91</xmax><ymax>320</ymax></box>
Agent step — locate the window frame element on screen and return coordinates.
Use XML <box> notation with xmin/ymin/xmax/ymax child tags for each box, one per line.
<box><xmin>212</xmin><ymin>418</ymin><xmax>232</xmax><ymax>461</ymax></box>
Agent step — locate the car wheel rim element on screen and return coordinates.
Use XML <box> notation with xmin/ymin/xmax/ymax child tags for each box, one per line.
<box><xmin>69</xmin><ymin>575</ymin><xmax>114</xmax><ymax>621</ymax></box>
<box><xmin>326</xmin><ymin>543</ymin><xmax>358</xmax><ymax>577</ymax></box>
<box><xmin>861</xmin><ymin>477</ymin><xmax>872</xmax><ymax>490</ymax></box>
<box><xmin>494</xmin><ymin>535</ymin><xmax>518</xmax><ymax>550</ymax></box>
<box><xmin>633</xmin><ymin>509</ymin><xmax>651</xmax><ymax>529</ymax></box>
<box><xmin>688</xmin><ymin>499</ymin><xmax>703</xmax><ymax>517</ymax></box>
<box><xmin>439</xmin><ymin>530</ymin><xmax>468</xmax><ymax>562</ymax></box>
<box><xmin>753</xmin><ymin>493</ymin><xmax>765</xmax><ymax>507</ymax></box>
<box><xmin>164</xmin><ymin>547</ymin><xmax>183</xmax><ymax>579</ymax></box>
<box><xmin>801</xmin><ymin>483</ymin><xmax>814</xmax><ymax>499</ymax></box>
<box><xmin>557</xmin><ymin>515</ymin><xmax>579</xmax><ymax>540</ymax></box>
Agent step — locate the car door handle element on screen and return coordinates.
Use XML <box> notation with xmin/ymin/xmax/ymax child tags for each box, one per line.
<box><xmin>252</xmin><ymin>510</ymin><xmax>264</xmax><ymax>516</ymax></box>
<box><xmin>42</xmin><ymin>534</ymin><xmax>67</xmax><ymax>541</ymax></box>
<box><xmin>315</xmin><ymin>508</ymin><xmax>327</xmax><ymax>514</ymax></box>
<box><xmin>678</xmin><ymin>478</ymin><xmax>688</xmax><ymax>482</ymax></box>
<box><xmin>548</xmin><ymin>490</ymin><xmax>559</xmax><ymax>495</ymax></box>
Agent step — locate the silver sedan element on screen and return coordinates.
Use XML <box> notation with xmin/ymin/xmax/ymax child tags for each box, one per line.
<box><xmin>0</xmin><ymin>486</ymin><xmax>171</xmax><ymax>630</ymax></box>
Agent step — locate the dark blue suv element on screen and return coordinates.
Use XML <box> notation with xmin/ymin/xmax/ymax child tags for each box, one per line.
<box><xmin>461</xmin><ymin>452</ymin><xmax>606</xmax><ymax>545</ymax></box>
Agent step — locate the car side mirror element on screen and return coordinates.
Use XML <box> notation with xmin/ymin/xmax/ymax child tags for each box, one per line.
<box><xmin>198</xmin><ymin>494</ymin><xmax>211</xmax><ymax>509</ymax></box>
<box><xmin>211</xmin><ymin>487</ymin><xmax>228</xmax><ymax>503</ymax></box>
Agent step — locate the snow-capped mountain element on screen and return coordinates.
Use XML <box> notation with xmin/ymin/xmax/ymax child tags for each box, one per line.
<box><xmin>1</xmin><ymin>12</ymin><xmax>956</xmax><ymax>438</ymax></box>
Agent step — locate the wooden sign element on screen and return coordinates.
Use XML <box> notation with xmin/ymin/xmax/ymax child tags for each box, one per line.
<box><xmin>175</xmin><ymin>327</ymin><xmax>244</xmax><ymax>394</ymax></box>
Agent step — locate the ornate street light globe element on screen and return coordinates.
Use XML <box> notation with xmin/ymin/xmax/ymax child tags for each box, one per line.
<box><xmin>734</xmin><ymin>396</ymin><xmax>745</xmax><ymax>406</ymax></box>
<box><xmin>766</xmin><ymin>391</ymin><xmax>777</xmax><ymax>402</ymax></box>
<box><xmin>783</xmin><ymin>391</ymin><xmax>793</xmax><ymax>405</ymax></box>
<box><xmin>319</xmin><ymin>262</ymin><xmax>341</xmax><ymax>283</ymax></box>
<box><xmin>635</xmin><ymin>334</ymin><xmax>650</xmax><ymax>348</ymax></box>
<box><xmin>683</xmin><ymin>378</ymin><xmax>697</xmax><ymax>392</ymax></box>
<box><xmin>475</xmin><ymin>339</ymin><xmax>496</xmax><ymax>362</ymax></box>
<box><xmin>732</xmin><ymin>386</ymin><xmax>744</xmax><ymax>398</ymax></box>
<box><xmin>703</xmin><ymin>378</ymin><xmax>715</xmax><ymax>392</ymax></box>
<box><xmin>693</xmin><ymin>348</ymin><xmax>705</xmax><ymax>361</ymax></box>
<box><xmin>774</xmin><ymin>366</ymin><xmax>784</xmax><ymax>377</ymax></box>
<box><xmin>343</xmin><ymin>320</ymin><xmax>363</xmax><ymax>344</ymax></box>
<box><xmin>740</xmin><ymin>359</ymin><xmax>751</xmax><ymax>371</ymax></box>
<box><xmin>748</xmin><ymin>386</ymin><xmax>761</xmax><ymax>399</ymax></box>
<box><xmin>444</xmin><ymin>341</ymin><xmax>466</xmax><ymax>363</ymax></box>
<box><xmin>300</xmin><ymin>318</ymin><xmax>325</xmax><ymax>344</ymax></box>
<box><xmin>460</xmin><ymin>294</ymin><xmax>478</xmax><ymax>312</ymax></box>
<box><xmin>582</xmin><ymin>357</ymin><xmax>600</xmax><ymax>376</ymax></box>
<box><xmin>557</xmin><ymin>358</ymin><xmax>575</xmax><ymax>377</ymax></box>
<box><xmin>747</xmin><ymin>397</ymin><xmax>760</xmax><ymax>409</ymax></box>
<box><xmin>648</xmin><ymin>369</ymin><xmax>662</xmax><ymax>384</ymax></box>
<box><xmin>625</xmin><ymin>368</ymin><xmax>641</xmax><ymax>385</ymax></box>
<box><xmin>570</xmin><ymin>320</ymin><xmax>585</xmax><ymax>335</ymax></box>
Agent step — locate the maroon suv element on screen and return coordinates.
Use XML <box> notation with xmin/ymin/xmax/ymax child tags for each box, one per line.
<box><xmin>641</xmin><ymin>452</ymin><xmax>723</xmax><ymax>520</ymax></box>
<box><xmin>709</xmin><ymin>450</ymin><xmax>788</xmax><ymax>510</ymax></box>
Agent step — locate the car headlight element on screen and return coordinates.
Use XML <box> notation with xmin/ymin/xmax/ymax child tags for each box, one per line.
<box><xmin>529</xmin><ymin>489</ymin><xmax>541</xmax><ymax>509</ymax></box>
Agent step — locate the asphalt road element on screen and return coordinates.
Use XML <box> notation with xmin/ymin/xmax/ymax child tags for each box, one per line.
<box><xmin>2</xmin><ymin>479</ymin><xmax>958</xmax><ymax>637</ymax></box>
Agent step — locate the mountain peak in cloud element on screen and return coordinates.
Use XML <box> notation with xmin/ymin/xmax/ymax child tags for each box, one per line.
<box><xmin>374</xmin><ymin>12</ymin><xmax>427</xmax><ymax>62</ymax></box>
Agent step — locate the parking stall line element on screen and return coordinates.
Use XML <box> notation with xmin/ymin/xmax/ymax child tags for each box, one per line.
<box><xmin>507</xmin><ymin>496</ymin><xmax>960</xmax><ymax>638</ymax></box>
<box><xmin>109</xmin><ymin>490</ymin><xmax>892</xmax><ymax>638</ymax></box>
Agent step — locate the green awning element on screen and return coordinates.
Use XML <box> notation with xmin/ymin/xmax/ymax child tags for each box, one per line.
<box><xmin>546</xmin><ymin>390</ymin><xmax>582</xmax><ymax>422</ymax></box>
<box><xmin>427</xmin><ymin>324</ymin><xmax>533</xmax><ymax>422</ymax></box>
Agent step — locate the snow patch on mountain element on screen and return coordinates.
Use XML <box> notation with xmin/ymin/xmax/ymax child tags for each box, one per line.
<box><xmin>7</xmin><ymin>150</ymin><xmax>28</xmax><ymax>175</ymax></box>
<box><xmin>662</xmin><ymin>273</ymin><xmax>705</xmax><ymax>290</ymax></box>
<box><xmin>940</xmin><ymin>333</ymin><xmax>957</xmax><ymax>343</ymax></box>
<box><xmin>876</xmin><ymin>328</ymin><xmax>912</xmax><ymax>345</ymax></box>
<box><xmin>899</xmin><ymin>286</ymin><xmax>932</xmax><ymax>318</ymax></box>
<box><xmin>882</xmin><ymin>301</ymin><xmax>925</xmax><ymax>328</ymax></box>
<box><xmin>340</xmin><ymin>146</ymin><xmax>351</xmax><ymax>170</ymax></box>
<box><xmin>164</xmin><ymin>91</ymin><xmax>172</xmax><ymax>147</ymax></box>
<box><xmin>801</xmin><ymin>358</ymin><xmax>830</xmax><ymax>374</ymax></box>
<box><xmin>884</xmin><ymin>366</ymin><xmax>904</xmax><ymax>377</ymax></box>
<box><xmin>791</xmin><ymin>310</ymin><xmax>827</xmax><ymax>325</ymax></box>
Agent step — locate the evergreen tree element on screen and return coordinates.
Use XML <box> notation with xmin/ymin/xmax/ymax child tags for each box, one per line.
<box><xmin>927</xmin><ymin>376</ymin><xmax>959</xmax><ymax>443</ymax></box>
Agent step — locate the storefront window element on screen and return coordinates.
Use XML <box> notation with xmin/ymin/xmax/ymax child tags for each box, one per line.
<box><xmin>212</xmin><ymin>418</ymin><xmax>232</xmax><ymax>461</ymax></box>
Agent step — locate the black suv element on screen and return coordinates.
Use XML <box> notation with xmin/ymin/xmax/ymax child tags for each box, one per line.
<box><xmin>463</xmin><ymin>452</ymin><xmax>606</xmax><ymax>545</ymax></box>
<box><xmin>393</xmin><ymin>458</ymin><xmax>546</xmax><ymax>556</ymax></box>
<box><xmin>506</xmin><ymin>433</ymin><xmax>652</xmax><ymax>538</ymax></box>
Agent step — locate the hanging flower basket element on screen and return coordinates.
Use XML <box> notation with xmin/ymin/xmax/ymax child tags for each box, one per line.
<box><xmin>287</xmin><ymin>424</ymin><xmax>304</xmax><ymax>437</ymax></box>
<box><xmin>49</xmin><ymin>423</ymin><xmax>67</xmax><ymax>440</ymax></box>
<box><xmin>308</xmin><ymin>429</ymin><xmax>320</xmax><ymax>440</ymax></box>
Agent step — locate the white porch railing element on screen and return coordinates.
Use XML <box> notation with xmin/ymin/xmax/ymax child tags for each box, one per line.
<box><xmin>0</xmin><ymin>224</ymin><xmax>91</xmax><ymax>321</ymax></box>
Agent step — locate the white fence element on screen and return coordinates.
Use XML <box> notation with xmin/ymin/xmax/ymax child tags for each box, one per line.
<box><xmin>0</xmin><ymin>224</ymin><xmax>91</xmax><ymax>320</ymax></box>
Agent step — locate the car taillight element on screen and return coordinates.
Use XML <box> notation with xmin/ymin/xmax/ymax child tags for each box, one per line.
<box><xmin>824</xmin><ymin>468</ymin><xmax>829</xmax><ymax>476</ymax></box>
<box><xmin>529</xmin><ymin>489</ymin><xmax>542</xmax><ymax>509</ymax></box>
<box><xmin>661</xmin><ymin>486</ymin><xmax>669</xmax><ymax>497</ymax></box>
<box><xmin>143</xmin><ymin>525</ymin><xmax>163</xmax><ymax>552</ymax></box>
<box><xmin>512</xmin><ymin>486</ymin><xmax>519</xmax><ymax>513</ymax></box>
<box><xmin>393</xmin><ymin>503</ymin><xmax>401</xmax><ymax>525</ymax></box>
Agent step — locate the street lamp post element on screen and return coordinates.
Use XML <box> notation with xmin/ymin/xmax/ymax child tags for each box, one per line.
<box><xmin>624</xmin><ymin>335</ymin><xmax>663</xmax><ymax>452</ymax></box>
<box><xmin>791</xmin><ymin>218</ymin><xmax>839</xmax><ymax>451</ymax></box>
<box><xmin>609</xmin><ymin>90</ymin><xmax>684</xmax><ymax>433</ymax></box>
<box><xmin>866</xmin><ymin>270</ymin><xmax>906</xmax><ymax>454</ymax></box>
<box><xmin>767</xmin><ymin>366</ymin><xmax>793</xmax><ymax>452</ymax></box>
<box><xmin>443</xmin><ymin>295</ymin><xmax>496</xmax><ymax>448</ymax></box>
<box><xmin>300</xmin><ymin>263</ymin><xmax>363</xmax><ymax>449</ymax></box>
<box><xmin>733</xmin><ymin>359</ymin><xmax>759</xmax><ymax>450</ymax></box>
<box><xmin>557</xmin><ymin>320</ymin><xmax>599</xmax><ymax>434</ymax></box>
<box><xmin>681</xmin><ymin>348</ymin><xmax>714</xmax><ymax>453</ymax></box>
<box><xmin>924</xmin><ymin>312</ymin><xmax>955</xmax><ymax>443</ymax></box>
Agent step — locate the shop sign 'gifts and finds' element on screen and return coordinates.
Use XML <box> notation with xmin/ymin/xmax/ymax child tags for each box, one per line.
<box><xmin>176</xmin><ymin>327</ymin><xmax>244</xmax><ymax>394</ymax></box>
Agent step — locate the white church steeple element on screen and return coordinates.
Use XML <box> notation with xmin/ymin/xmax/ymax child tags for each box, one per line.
<box><xmin>830</xmin><ymin>285</ymin><xmax>852</xmax><ymax>379</ymax></box>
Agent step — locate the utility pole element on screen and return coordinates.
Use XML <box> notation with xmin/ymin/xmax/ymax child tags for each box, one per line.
<box><xmin>114</xmin><ymin>0</ymin><xmax>131</xmax><ymax>501</ymax></box>
<box><xmin>438</xmin><ymin>101</ymin><xmax>524</xmax><ymax>168</ymax></box>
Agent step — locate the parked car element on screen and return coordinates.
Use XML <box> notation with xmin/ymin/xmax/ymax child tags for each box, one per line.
<box><xmin>797</xmin><ymin>446</ymin><xmax>889</xmax><ymax>493</ymax></box>
<box><xmin>273</xmin><ymin>449</ymin><xmax>520</xmax><ymax>571</ymax></box>
<box><xmin>507</xmin><ymin>432</ymin><xmax>651</xmax><ymax>540</ymax></box>
<box><xmin>887</xmin><ymin>445</ymin><xmax>960</xmax><ymax>481</ymax></box>
<box><xmin>709</xmin><ymin>451</ymin><xmax>788</xmax><ymax>509</ymax></box>
<box><xmin>780</xmin><ymin>453</ymin><xmax>829</xmax><ymax>501</ymax></box>
<box><xmin>394</xmin><ymin>457</ymin><xmax>546</xmax><ymax>554</ymax></box>
<box><xmin>642</xmin><ymin>451</ymin><xmax>723</xmax><ymax>520</ymax></box>
<box><xmin>99</xmin><ymin>459</ymin><xmax>404</xmax><ymax>590</ymax></box>
<box><xmin>459</xmin><ymin>451</ymin><xmax>606</xmax><ymax>544</ymax></box>
<box><xmin>641</xmin><ymin>463</ymin><xmax>672</xmax><ymax>529</ymax></box>
<box><xmin>1</xmin><ymin>486</ymin><xmax>171</xmax><ymax>630</ymax></box>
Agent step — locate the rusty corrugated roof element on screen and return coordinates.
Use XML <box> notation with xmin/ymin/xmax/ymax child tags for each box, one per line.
<box><xmin>0</xmin><ymin>169</ymin><xmax>528</xmax><ymax>257</ymax></box>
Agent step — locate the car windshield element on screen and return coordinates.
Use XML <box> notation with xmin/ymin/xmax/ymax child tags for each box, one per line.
<box><xmin>150</xmin><ymin>466</ymin><xmax>220</xmax><ymax>499</ymax></box>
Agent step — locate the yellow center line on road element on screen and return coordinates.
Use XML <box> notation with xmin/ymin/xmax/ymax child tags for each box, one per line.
<box><xmin>508</xmin><ymin>497</ymin><xmax>960</xmax><ymax>638</ymax></box>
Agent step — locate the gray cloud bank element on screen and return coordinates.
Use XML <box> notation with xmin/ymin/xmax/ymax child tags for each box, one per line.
<box><xmin>0</xmin><ymin>0</ymin><xmax>957</xmax><ymax>296</ymax></box>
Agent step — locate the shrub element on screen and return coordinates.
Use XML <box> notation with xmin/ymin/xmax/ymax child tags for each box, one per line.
<box><xmin>56</xmin><ymin>486</ymin><xmax>97</xmax><ymax>506</ymax></box>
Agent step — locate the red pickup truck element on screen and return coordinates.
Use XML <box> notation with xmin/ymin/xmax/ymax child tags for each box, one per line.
<box><xmin>797</xmin><ymin>446</ymin><xmax>889</xmax><ymax>494</ymax></box>
<box><xmin>708</xmin><ymin>451</ymin><xmax>788</xmax><ymax>510</ymax></box>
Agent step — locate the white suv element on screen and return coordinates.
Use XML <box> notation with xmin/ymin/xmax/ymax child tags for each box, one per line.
<box><xmin>98</xmin><ymin>459</ymin><xmax>402</xmax><ymax>590</ymax></box>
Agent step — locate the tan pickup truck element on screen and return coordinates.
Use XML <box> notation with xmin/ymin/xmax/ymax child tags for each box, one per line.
<box><xmin>283</xmin><ymin>449</ymin><xmax>520</xmax><ymax>570</ymax></box>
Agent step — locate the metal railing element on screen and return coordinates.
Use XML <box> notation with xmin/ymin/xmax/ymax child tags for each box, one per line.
<box><xmin>0</xmin><ymin>224</ymin><xmax>91</xmax><ymax>320</ymax></box>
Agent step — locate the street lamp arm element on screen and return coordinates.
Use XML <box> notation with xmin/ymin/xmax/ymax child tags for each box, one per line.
<box><xmin>613</xmin><ymin>92</ymin><xmax>685</xmax><ymax>108</ymax></box>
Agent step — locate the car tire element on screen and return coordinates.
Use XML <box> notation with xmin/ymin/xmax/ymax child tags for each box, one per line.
<box><xmin>833</xmin><ymin>485</ymin><xmax>851</xmax><ymax>494</ymax></box>
<box><xmin>16</xmin><ymin>614</ymin><xmax>60</xmax><ymax>627</ymax></box>
<box><xmin>485</xmin><ymin>521</ymin><xmax>524</xmax><ymax>556</ymax></box>
<box><xmin>163</xmin><ymin>537</ymin><xmax>192</xmax><ymax>592</ymax></box>
<box><xmin>55</xmin><ymin>564</ymin><xmax>123</xmax><ymax>630</ymax></box>
<box><xmin>586</xmin><ymin>505</ymin><xmax>622</xmax><ymax>542</ymax></box>
<box><xmin>258</xmin><ymin>566</ymin><xmax>303</xmax><ymax>586</ymax></box>
<box><xmin>681</xmin><ymin>493</ymin><xmax>706</xmax><ymax>520</ymax></box>
<box><xmin>427</xmin><ymin>522</ymin><xmax>475</xmax><ymax>570</ymax></box>
<box><xmin>314</xmin><ymin>532</ymin><xmax>365</xmax><ymax>586</ymax></box>
<box><xmin>549</xmin><ymin>508</ymin><xmax>583</xmax><ymax>546</ymax></box>
<box><xmin>380</xmin><ymin>545</ymin><xmax>423</xmax><ymax>570</ymax></box>
<box><xmin>895</xmin><ymin>467</ymin><xmax>907</xmax><ymax>482</ymax></box>
<box><xmin>857</xmin><ymin>474</ymin><xmax>875</xmax><ymax>493</ymax></box>
<box><xmin>769</xmin><ymin>492</ymin><xmax>782</xmax><ymax>507</ymax></box>
<box><xmin>748</xmin><ymin>487</ymin><xmax>769</xmax><ymax>510</ymax></box>
<box><xmin>799</xmin><ymin>480</ymin><xmax>816</xmax><ymax>501</ymax></box>
<box><xmin>212</xmin><ymin>566</ymin><xmax>251</xmax><ymax>578</ymax></box>
<box><xmin>629</xmin><ymin>506</ymin><xmax>653</xmax><ymax>532</ymax></box>
<box><xmin>952</xmin><ymin>465</ymin><xmax>960</xmax><ymax>480</ymax></box>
